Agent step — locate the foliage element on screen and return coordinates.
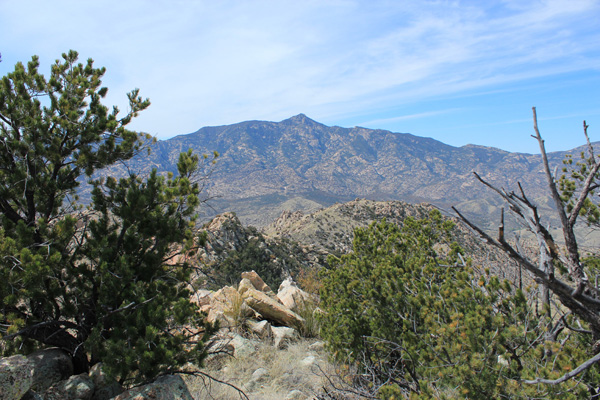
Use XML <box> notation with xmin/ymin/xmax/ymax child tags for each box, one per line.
<box><xmin>559</xmin><ymin>130</ymin><xmax>600</xmax><ymax>228</ymax></box>
<box><xmin>209</xmin><ymin>229</ymin><xmax>304</xmax><ymax>290</ymax></box>
<box><xmin>319</xmin><ymin>210</ymin><xmax>596</xmax><ymax>399</ymax></box>
<box><xmin>296</xmin><ymin>265</ymin><xmax>323</xmax><ymax>296</ymax></box>
<box><xmin>0</xmin><ymin>51</ymin><xmax>216</xmax><ymax>385</ymax></box>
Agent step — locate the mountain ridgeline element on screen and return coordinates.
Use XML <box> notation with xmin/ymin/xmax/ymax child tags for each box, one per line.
<box><xmin>99</xmin><ymin>114</ymin><xmax>581</xmax><ymax>228</ymax></box>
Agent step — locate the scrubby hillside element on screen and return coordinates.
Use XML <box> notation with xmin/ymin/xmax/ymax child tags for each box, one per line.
<box><xmin>264</xmin><ymin>198</ymin><xmax>523</xmax><ymax>286</ymax></box>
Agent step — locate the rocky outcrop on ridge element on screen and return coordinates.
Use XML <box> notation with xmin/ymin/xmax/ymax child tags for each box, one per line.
<box><xmin>199</xmin><ymin>270</ymin><xmax>317</xmax><ymax>343</ymax></box>
<box><xmin>192</xmin><ymin>212</ymin><xmax>319</xmax><ymax>290</ymax></box>
<box><xmin>265</xmin><ymin>198</ymin><xmax>523</xmax><ymax>285</ymax></box>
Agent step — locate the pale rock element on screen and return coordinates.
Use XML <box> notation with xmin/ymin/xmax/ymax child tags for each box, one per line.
<box><xmin>228</xmin><ymin>333</ymin><xmax>257</xmax><ymax>358</ymax></box>
<box><xmin>285</xmin><ymin>389</ymin><xmax>306</xmax><ymax>400</ymax></box>
<box><xmin>241</xmin><ymin>271</ymin><xmax>273</xmax><ymax>293</ymax></box>
<box><xmin>238</xmin><ymin>278</ymin><xmax>255</xmax><ymax>295</ymax></box>
<box><xmin>190</xmin><ymin>289</ymin><xmax>213</xmax><ymax>308</ymax></box>
<box><xmin>271</xmin><ymin>326</ymin><xmax>299</xmax><ymax>349</ymax></box>
<box><xmin>113</xmin><ymin>375</ymin><xmax>193</xmax><ymax>400</ymax></box>
<box><xmin>244</xmin><ymin>367</ymin><xmax>269</xmax><ymax>392</ymax></box>
<box><xmin>206</xmin><ymin>286</ymin><xmax>240</xmax><ymax>327</ymax></box>
<box><xmin>0</xmin><ymin>354</ymin><xmax>33</xmax><ymax>400</ymax></box>
<box><xmin>206</xmin><ymin>310</ymin><xmax>236</xmax><ymax>329</ymax></box>
<box><xmin>211</xmin><ymin>286</ymin><xmax>240</xmax><ymax>310</ymax></box>
<box><xmin>251</xmin><ymin>367</ymin><xmax>268</xmax><ymax>382</ymax></box>
<box><xmin>204</xmin><ymin>339</ymin><xmax>234</xmax><ymax>368</ymax></box>
<box><xmin>247</xmin><ymin>319</ymin><xmax>272</xmax><ymax>338</ymax></box>
<box><xmin>277</xmin><ymin>278</ymin><xmax>313</xmax><ymax>312</ymax></box>
<box><xmin>242</xmin><ymin>287</ymin><xmax>305</xmax><ymax>328</ymax></box>
<box><xmin>206</xmin><ymin>331</ymin><xmax>256</xmax><ymax>363</ymax></box>
<box><xmin>308</xmin><ymin>341</ymin><xmax>325</xmax><ymax>352</ymax></box>
<box><xmin>300</xmin><ymin>355</ymin><xmax>317</xmax><ymax>367</ymax></box>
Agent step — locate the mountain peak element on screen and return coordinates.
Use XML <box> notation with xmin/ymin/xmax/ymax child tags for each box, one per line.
<box><xmin>281</xmin><ymin>114</ymin><xmax>322</xmax><ymax>126</ymax></box>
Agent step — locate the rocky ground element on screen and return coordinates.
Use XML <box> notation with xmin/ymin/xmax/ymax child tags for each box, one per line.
<box><xmin>186</xmin><ymin>338</ymin><xmax>331</xmax><ymax>400</ymax></box>
<box><xmin>0</xmin><ymin>270</ymin><xmax>330</xmax><ymax>400</ymax></box>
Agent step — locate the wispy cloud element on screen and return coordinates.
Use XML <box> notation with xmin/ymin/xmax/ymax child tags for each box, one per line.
<box><xmin>363</xmin><ymin>109</ymin><xmax>463</xmax><ymax>126</ymax></box>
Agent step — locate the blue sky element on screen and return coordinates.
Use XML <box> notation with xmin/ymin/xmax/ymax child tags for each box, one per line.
<box><xmin>1</xmin><ymin>0</ymin><xmax>599</xmax><ymax>153</ymax></box>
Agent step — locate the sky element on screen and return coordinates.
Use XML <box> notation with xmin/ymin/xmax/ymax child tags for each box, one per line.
<box><xmin>1</xmin><ymin>0</ymin><xmax>599</xmax><ymax>154</ymax></box>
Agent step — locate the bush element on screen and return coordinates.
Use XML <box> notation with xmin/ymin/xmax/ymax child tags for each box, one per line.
<box><xmin>319</xmin><ymin>211</ymin><xmax>565</xmax><ymax>399</ymax></box>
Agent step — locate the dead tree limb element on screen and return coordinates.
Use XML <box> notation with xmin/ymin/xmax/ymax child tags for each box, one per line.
<box><xmin>523</xmin><ymin>351</ymin><xmax>600</xmax><ymax>385</ymax></box>
<box><xmin>453</xmin><ymin>108</ymin><xmax>600</xmax><ymax>387</ymax></box>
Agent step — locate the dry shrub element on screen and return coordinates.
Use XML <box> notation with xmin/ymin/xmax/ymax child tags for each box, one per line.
<box><xmin>295</xmin><ymin>266</ymin><xmax>322</xmax><ymax>296</ymax></box>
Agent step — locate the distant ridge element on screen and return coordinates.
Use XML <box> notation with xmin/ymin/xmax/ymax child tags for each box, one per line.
<box><xmin>95</xmin><ymin>115</ymin><xmax>583</xmax><ymax>228</ymax></box>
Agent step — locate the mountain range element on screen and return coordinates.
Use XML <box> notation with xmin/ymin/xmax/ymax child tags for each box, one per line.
<box><xmin>95</xmin><ymin>113</ymin><xmax>585</xmax><ymax>231</ymax></box>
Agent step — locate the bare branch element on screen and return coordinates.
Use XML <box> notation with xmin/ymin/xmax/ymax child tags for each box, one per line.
<box><xmin>524</xmin><ymin>351</ymin><xmax>600</xmax><ymax>385</ymax></box>
<box><xmin>173</xmin><ymin>370</ymin><xmax>250</xmax><ymax>400</ymax></box>
<box><xmin>452</xmin><ymin>205</ymin><xmax>600</xmax><ymax>328</ymax></box>
<box><xmin>532</xmin><ymin>107</ymin><xmax>586</xmax><ymax>288</ymax></box>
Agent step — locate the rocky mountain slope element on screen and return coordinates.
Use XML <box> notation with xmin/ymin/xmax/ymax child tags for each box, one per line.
<box><xmin>263</xmin><ymin>198</ymin><xmax>522</xmax><ymax>285</ymax></box>
<box><xmin>93</xmin><ymin>114</ymin><xmax>585</xmax><ymax>230</ymax></box>
<box><xmin>195</xmin><ymin>199</ymin><xmax>524</xmax><ymax>291</ymax></box>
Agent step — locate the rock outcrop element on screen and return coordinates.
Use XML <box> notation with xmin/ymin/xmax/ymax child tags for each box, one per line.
<box><xmin>241</xmin><ymin>287</ymin><xmax>305</xmax><ymax>328</ymax></box>
<box><xmin>28</xmin><ymin>348</ymin><xmax>74</xmax><ymax>393</ymax></box>
<box><xmin>114</xmin><ymin>375</ymin><xmax>193</xmax><ymax>400</ymax></box>
<box><xmin>199</xmin><ymin>270</ymin><xmax>315</xmax><ymax>360</ymax></box>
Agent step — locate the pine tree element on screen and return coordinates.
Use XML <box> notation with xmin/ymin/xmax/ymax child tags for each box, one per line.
<box><xmin>0</xmin><ymin>51</ymin><xmax>216</xmax><ymax>385</ymax></box>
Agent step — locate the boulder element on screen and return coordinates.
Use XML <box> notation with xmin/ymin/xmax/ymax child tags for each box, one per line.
<box><xmin>271</xmin><ymin>326</ymin><xmax>299</xmax><ymax>349</ymax></box>
<box><xmin>206</xmin><ymin>332</ymin><xmax>256</xmax><ymax>365</ymax></box>
<box><xmin>241</xmin><ymin>271</ymin><xmax>273</xmax><ymax>293</ymax></box>
<box><xmin>238</xmin><ymin>278</ymin><xmax>255</xmax><ymax>295</ymax></box>
<box><xmin>44</xmin><ymin>373</ymin><xmax>94</xmax><ymax>400</ymax></box>
<box><xmin>206</xmin><ymin>310</ymin><xmax>236</xmax><ymax>329</ymax></box>
<box><xmin>244</xmin><ymin>367</ymin><xmax>269</xmax><ymax>391</ymax></box>
<box><xmin>277</xmin><ymin>278</ymin><xmax>313</xmax><ymax>312</ymax></box>
<box><xmin>206</xmin><ymin>286</ymin><xmax>240</xmax><ymax>327</ymax></box>
<box><xmin>113</xmin><ymin>375</ymin><xmax>193</xmax><ymax>400</ymax></box>
<box><xmin>308</xmin><ymin>341</ymin><xmax>325</xmax><ymax>352</ymax></box>
<box><xmin>204</xmin><ymin>338</ymin><xmax>234</xmax><ymax>368</ymax></box>
<box><xmin>246</xmin><ymin>319</ymin><xmax>272</xmax><ymax>338</ymax></box>
<box><xmin>0</xmin><ymin>354</ymin><xmax>32</xmax><ymax>400</ymax></box>
<box><xmin>300</xmin><ymin>355</ymin><xmax>317</xmax><ymax>367</ymax></box>
<box><xmin>28</xmin><ymin>348</ymin><xmax>74</xmax><ymax>393</ymax></box>
<box><xmin>228</xmin><ymin>333</ymin><xmax>257</xmax><ymax>358</ymax></box>
<box><xmin>241</xmin><ymin>287</ymin><xmax>305</xmax><ymax>328</ymax></box>
<box><xmin>251</xmin><ymin>367</ymin><xmax>268</xmax><ymax>382</ymax></box>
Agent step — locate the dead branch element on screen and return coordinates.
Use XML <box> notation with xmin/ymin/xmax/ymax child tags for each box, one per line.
<box><xmin>523</xmin><ymin>351</ymin><xmax>600</xmax><ymax>385</ymax></box>
<box><xmin>533</xmin><ymin>107</ymin><xmax>588</xmax><ymax>292</ymax></box>
<box><xmin>454</xmin><ymin>109</ymin><xmax>600</xmax><ymax>388</ymax></box>
<box><xmin>452</xmin><ymin>206</ymin><xmax>600</xmax><ymax>328</ymax></box>
<box><xmin>173</xmin><ymin>370</ymin><xmax>250</xmax><ymax>400</ymax></box>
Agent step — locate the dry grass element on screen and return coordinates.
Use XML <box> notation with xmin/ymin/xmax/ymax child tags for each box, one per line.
<box><xmin>185</xmin><ymin>338</ymin><xmax>331</xmax><ymax>400</ymax></box>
